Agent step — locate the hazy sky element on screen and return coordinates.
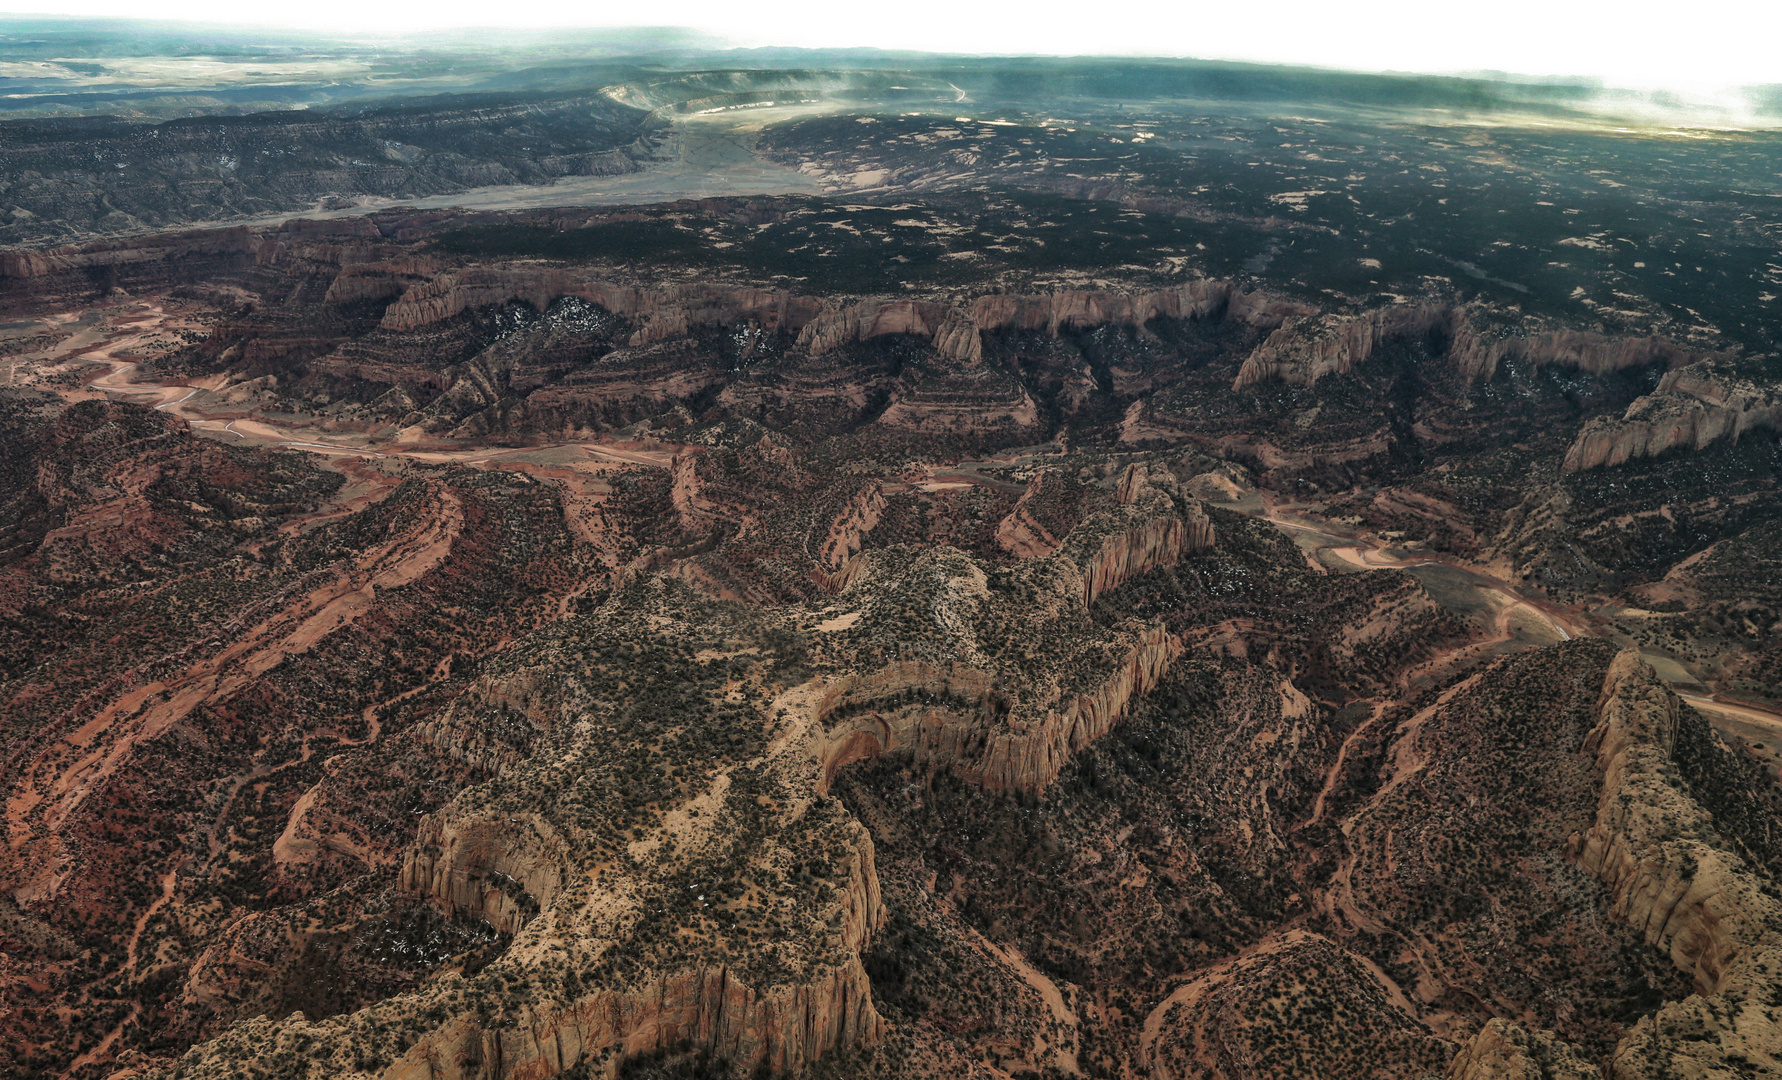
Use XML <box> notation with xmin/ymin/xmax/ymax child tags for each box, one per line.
<box><xmin>5</xmin><ymin>0</ymin><xmax>1780</xmax><ymax>89</ymax></box>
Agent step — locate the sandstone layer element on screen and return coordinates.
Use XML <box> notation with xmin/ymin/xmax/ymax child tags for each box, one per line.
<box><xmin>1563</xmin><ymin>362</ymin><xmax>1782</xmax><ymax>470</ymax></box>
<box><xmin>1566</xmin><ymin>650</ymin><xmax>1782</xmax><ymax>1078</ymax></box>
<box><xmin>1232</xmin><ymin>303</ymin><xmax>1712</xmax><ymax>390</ymax></box>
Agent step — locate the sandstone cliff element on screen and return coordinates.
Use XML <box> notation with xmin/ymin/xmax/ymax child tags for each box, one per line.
<box><xmin>375</xmin><ymin>269</ymin><xmax>1307</xmax><ymax>367</ymax></box>
<box><xmin>814</xmin><ymin>492</ymin><xmax>1206</xmax><ymax>793</ymax></box>
<box><xmin>995</xmin><ymin>473</ymin><xmax>1067</xmax><ymax>558</ymax></box>
<box><xmin>1233</xmin><ymin>304</ymin><xmax>1451</xmax><ymax>389</ymax></box>
<box><xmin>816</xmin><ymin>621</ymin><xmax>1182</xmax><ymax>793</ymax></box>
<box><xmin>1562</xmin><ymin>362</ymin><xmax>1782</xmax><ymax>471</ymax></box>
<box><xmin>815</xmin><ymin>484</ymin><xmax>886</xmax><ymax>591</ymax></box>
<box><xmin>1444</xmin><ymin>1019</ymin><xmax>1602</xmax><ymax>1080</ymax></box>
<box><xmin>796</xmin><ymin>300</ymin><xmax>981</xmax><ymax>363</ymax></box>
<box><xmin>1231</xmin><ymin>302</ymin><xmax>1711</xmax><ymax>390</ymax></box>
<box><xmin>376</xmin><ymin>270</ymin><xmax>825</xmax><ymax>339</ymax></box>
<box><xmin>1565</xmin><ymin>650</ymin><xmax>1782</xmax><ymax>1077</ymax></box>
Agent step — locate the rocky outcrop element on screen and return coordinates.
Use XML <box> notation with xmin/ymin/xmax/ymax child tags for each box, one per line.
<box><xmin>382</xmin><ymin>954</ymin><xmax>881</xmax><ymax>1080</ymax></box>
<box><xmin>1075</xmin><ymin>516</ymin><xmax>1188</xmax><ymax>608</ymax></box>
<box><xmin>1484</xmin><ymin>329</ymin><xmax>1705</xmax><ymax>382</ymax></box>
<box><xmin>1444</xmin><ymin>1019</ymin><xmax>1601</xmax><ymax>1080</ymax></box>
<box><xmin>378</xmin><ymin>271</ymin><xmax>1306</xmax><ymax>369</ymax></box>
<box><xmin>399</xmin><ymin>812</ymin><xmax>568</xmax><ymax>935</ymax></box>
<box><xmin>1067</xmin><ymin>499</ymin><xmax>1215</xmax><ymax>609</ymax></box>
<box><xmin>873</xmin><ymin>366</ymin><xmax>1041</xmax><ymax>432</ymax></box>
<box><xmin>817</xmin><ymin>622</ymin><xmax>1182</xmax><ymax>793</ymax></box>
<box><xmin>380</xmin><ymin>813</ymin><xmax>884</xmax><ymax>1080</ymax></box>
<box><xmin>1234</xmin><ymin>304</ymin><xmax>1450</xmax><ymax>388</ymax></box>
<box><xmin>1233</xmin><ymin>302</ymin><xmax>1711</xmax><ymax>389</ymax></box>
<box><xmin>1570</xmin><ymin>651</ymin><xmax>1782</xmax><ymax>991</ymax></box>
<box><xmin>1565</xmin><ymin>650</ymin><xmax>1782</xmax><ymax>1077</ymax></box>
<box><xmin>796</xmin><ymin>300</ymin><xmax>980</xmax><ymax>363</ymax></box>
<box><xmin>184</xmin><ymin>823</ymin><xmax>884</xmax><ymax>1080</ymax></box>
<box><xmin>377</xmin><ymin>271</ymin><xmax>824</xmax><ymax>338</ymax></box>
<box><xmin>760</xmin><ymin>280</ymin><xmax>1308</xmax><ymax>363</ymax></box>
<box><xmin>816</xmin><ymin>485</ymin><xmax>885</xmax><ymax>589</ymax></box>
<box><xmin>321</xmin><ymin>255</ymin><xmax>447</xmax><ymax>305</ymax></box>
<box><xmin>968</xmin><ymin>279</ymin><xmax>1311</xmax><ymax>338</ymax></box>
<box><xmin>995</xmin><ymin>474</ymin><xmax>1067</xmax><ymax>559</ymax></box>
<box><xmin>1562</xmin><ymin>362</ymin><xmax>1782</xmax><ymax>471</ymax></box>
<box><xmin>0</xmin><ymin>226</ymin><xmax>261</xmax><ymax>305</ymax></box>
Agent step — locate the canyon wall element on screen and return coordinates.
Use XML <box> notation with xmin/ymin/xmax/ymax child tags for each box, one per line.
<box><xmin>816</xmin><ymin>622</ymin><xmax>1183</xmax><ymax>794</ymax></box>
<box><xmin>375</xmin><ymin>270</ymin><xmax>825</xmax><ymax>339</ymax></box>
<box><xmin>1565</xmin><ymin>650</ymin><xmax>1782</xmax><ymax>1077</ymax></box>
<box><xmin>379</xmin><ymin>819</ymin><xmax>885</xmax><ymax>1080</ymax></box>
<box><xmin>1447</xmin><ymin>650</ymin><xmax>1782</xmax><ymax>1078</ymax></box>
<box><xmin>1231</xmin><ymin>303</ymin><xmax>1712</xmax><ymax>390</ymax></box>
<box><xmin>1233</xmin><ymin>304</ymin><xmax>1451</xmax><ymax>389</ymax></box>
<box><xmin>374</xmin><ymin>267</ymin><xmax>1308</xmax><ymax>363</ymax></box>
<box><xmin>1444</xmin><ymin>1019</ymin><xmax>1601</xmax><ymax>1080</ymax></box>
<box><xmin>382</xmin><ymin>955</ymin><xmax>882</xmax><ymax>1080</ymax></box>
<box><xmin>1562</xmin><ymin>363</ymin><xmax>1782</xmax><ymax>471</ymax></box>
<box><xmin>1071</xmin><ymin>502</ymin><xmax>1214</xmax><ymax>608</ymax></box>
<box><xmin>399</xmin><ymin>812</ymin><xmax>569</xmax><ymax>936</ymax></box>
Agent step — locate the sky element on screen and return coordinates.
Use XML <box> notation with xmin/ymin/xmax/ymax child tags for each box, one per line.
<box><xmin>3</xmin><ymin>0</ymin><xmax>1780</xmax><ymax>90</ymax></box>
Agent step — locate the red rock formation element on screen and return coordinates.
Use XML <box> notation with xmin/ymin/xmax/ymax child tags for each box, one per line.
<box><xmin>817</xmin><ymin>621</ymin><xmax>1182</xmax><ymax>793</ymax></box>
<box><xmin>382</xmin><ymin>956</ymin><xmax>882</xmax><ymax>1080</ymax></box>
<box><xmin>968</xmin><ymin>279</ymin><xmax>1310</xmax><ymax>338</ymax></box>
<box><xmin>1076</xmin><ymin>517</ymin><xmax>1187</xmax><ymax>608</ymax></box>
<box><xmin>1562</xmin><ymin>363</ymin><xmax>1782</xmax><ymax>471</ymax></box>
<box><xmin>1068</xmin><ymin>501</ymin><xmax>1214</xmax><ymax>609</ymax></box>
<box><xmin>995</xmin><ymin>475</ymin><xmax>1067</xmax><ymax>559</ymax></box>
<box><xmin>361</xmin><ymin>277</ymin><xmax>1300</xmax><ymax>368</ymax></box>
<box><xmin>377</xmin><ymin>271</ymin><xmax>824</xmax><ymax>339</ymax></box>
<box><xmin>188</xmin><ymin>824</ymin><xmax>886</xmax><ymax>1080</ymax></box>
<box><xmin>796</xmin><ymin>300</ymin><xmax>966</xmax><ymax>358</ymax></box>
<box><xmin>400</xmin><ymin>812</ymin><xmax>569</xmax><ymax>935</ymax></box>
<box><xmin>1570</xmin><ymin>652</ymin><xmax>1778</xmax><ymax>995</ymax></box>
<box><xmin>1444</xmin><ymin>1019</ymin><xmax>1601</xmax><ymax>1080</ymax></box>
<box><xmin>1562</xmin><ymin>650</ymin><xmax>1782</xmax><ymax>1077</ymax></box>
<box><xmin>816</xmin><ymin>485</ymin><xmax>886</xmax><ymax>590</ymax></box>
<box><xmin>322</xmin><ymin>255</ymin><xmax>447</xmax><ymax>305</ymax></box>
<box><xmin>1233</xmin><ymin>305</ymin><xmax>1450</xmax><ymax>388</ymax></box>
<box><xmin>1233</xmin><ymin>302</ymin><xmax>1711</xmax><ymax>390</ymax></box>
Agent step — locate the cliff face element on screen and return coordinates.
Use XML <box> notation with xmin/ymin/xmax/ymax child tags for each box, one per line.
<box><xmin>1071</xmin><ymin>500</ymin><xmax>1213</xmax><ymax>609</ymax></box>
<box><xmin>399</xmin><ymin>813</ymin><xmax>568</xmax><ymax>936</ymax></box>
<box><xmin>815</xmin><ymin>484</ymin><xmax>886</xmax><ymax>590</ymax></box>
<box><xmin>1233</xmin><ymin>304</ymin><xmax>1450</xmax><ymax>389</ymax></box>
<box><xmin>995</xmin><ymin>474</ymin><xmax>1067</xmax><ymax>559</ymax></box>
<box><xmin>162</xmin><ymin>604</ymin><xmax>897</xmax><ymax>1080</ymax></box>
<box><xmin>1067</xmin><ymin>471</ymin><xmax>1215</xmax><ymax>608</ymax></box>
<box><xmin>816</xmin><ymin>494</ymin><xmax>1206</xmax><ymax>794</ymax></box>
<box><xmin>1564</xmin><ymin>650</ymin><xmax>1782</xmax><ymax>1077</ymax></box>
<box><xmin>376</xmin><ymin>271</ymin><xmax>825</xmax><ymax>339</ymax></box>
<box><xmin>816</xmin><ymin>623</ymin><xmax>1183</xmax><ymax>794</ymax></box>
<box><xmin>1444</xmin><ymin>1019</ymin><xmax>1602</xmax><ymax>1080</ymax></box>
<box><xmin>796</xmin><ymin>300</ymin><xmax>978</xmax><ymax>362</ymax></box>
<box><xmin>376</xmin><ymin>271</ymin><xmax>1307</xmax><ymax>367</ymax></box>
<box><xmin>1562</xmin><ymin>363</ymin><xmax>1782</xmax><ymax>471</ymax></box>
<box><xmin>0</xmin><ymin>226</ymin><xmax>261</xmax><ymax>304</ymax></box>
<box><xmin>381</xmin><ymin>816</ymin><xmax>885</xmax><ymax>1080</ymax></box>
<box><xmin>967</xmin><ymin>279</ymin><xmax>1311</xmax><ymax>338</ymax></box>
<box><xmin>381</xmin><ymin>956</ymin><xmax>882</xmax><ymax>1080</ymax></box>
<box><xmin>1231</xmin><ymin>302</ymin><xmax>1711</xmax><ymax>390</ymax></box>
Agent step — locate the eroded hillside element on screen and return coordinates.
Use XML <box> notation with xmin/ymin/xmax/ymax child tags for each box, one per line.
<box><xmin>0</xmin><ymin>195</ymin><xmax>1778</xmax><ymax>1080</ymax></box>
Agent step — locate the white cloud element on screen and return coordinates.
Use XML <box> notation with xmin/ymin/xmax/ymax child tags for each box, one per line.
<box><xmin>5</xmin><ymin>0</ymin><xmax>1779</xmax><ymax>88</ymax></box>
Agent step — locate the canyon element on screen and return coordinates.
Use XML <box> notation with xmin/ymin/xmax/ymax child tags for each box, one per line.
<box><xmin>0</xmin><ymin>49</ymin><xmax>1779</xmax><ymax>1080</ymax></box>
